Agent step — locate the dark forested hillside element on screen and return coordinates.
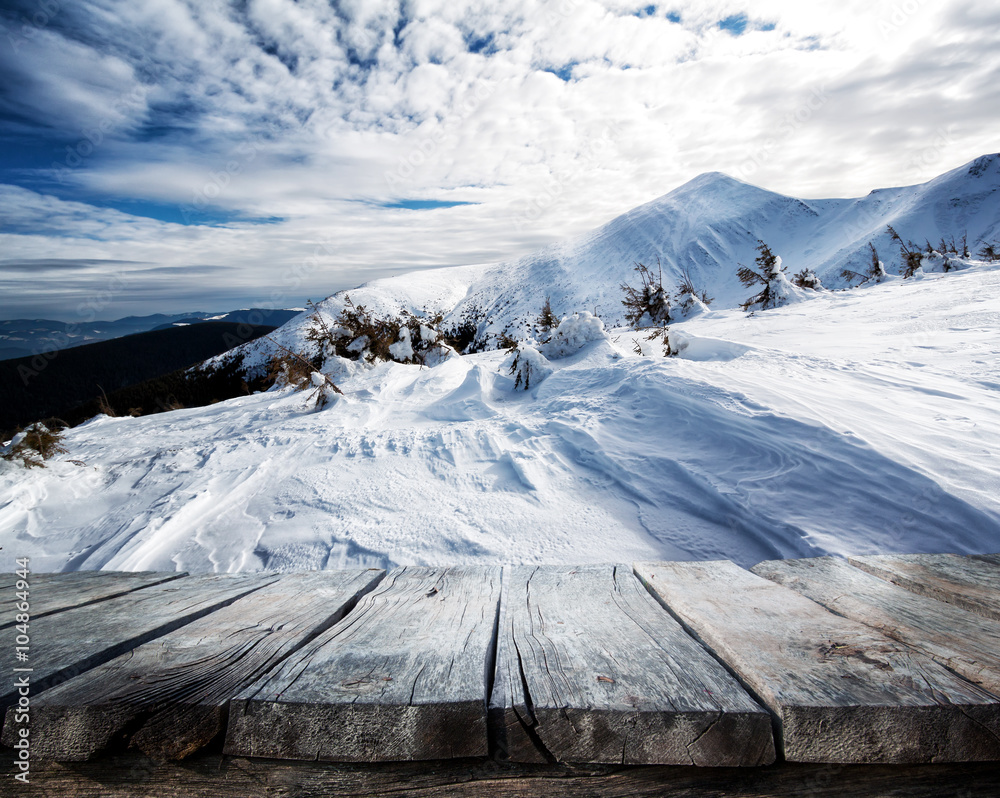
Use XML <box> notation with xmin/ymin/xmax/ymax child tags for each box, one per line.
<box><xmin>0</xmin><ymin>322</ymin><xmax>275</xmax><ymax>435</ymax></box>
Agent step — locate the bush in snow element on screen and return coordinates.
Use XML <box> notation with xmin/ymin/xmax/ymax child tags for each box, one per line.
<box><xmin>672</xmin><ymin>269</ymin><xmax>713</xmax><ymax>318</ymax></box>
<box><xmin>541</xmin><ymin>311</ymin><xmax>610</xmax><ymax>358</ymax></box>
<box><xmin>936</xmin><ymin>233</ymin><xmax>970</xmax><ymax>259</ymax></box>
<box><xmin>306</xmin><ymin>297</ymin><xmax>455</xmax><ymax>367</ymax></box>
<box><xmin>506</xmin><ymin>343</ymin><xmax>552</xmax><ymax>390</ymax></box>
<box><xmin>978</xmin><ymin>242</ymin><xmax>1000</xmax><ymax>262</ymax></box>
<box><xmin>737</xmin><ymin>240</ymin><xmax>795</xmax><ymax>312</ymax></box>
<box><xmin>267</xmin><ymin>351</ymin><xmax>316</xmax><ymax>389</ymax></box>
<box><xmin>620</xmin><ymin>260</ymin><xmax>670</xmax><ymax>328</ymax></box>
<box><xmin>1</xmin><ymin>422</ymin><xmax>67</xmax><ymax>468</ymax></box>
<box><xmin>842</xmin><ymin>242</ymin><xmax>889</xmax><ymax>286</ymax></box>
<box><xmin>791</xmin><ymin>269</ymin><xmax>823</xmax><ymax>290</ymax></box>
<box><xmin>264</xmin><ymin>335</ymin><xmax>344</xmax><ymax>407</ymax></box>
<box><xmin>887</xmin><ymin>226</ymin><xmax>926</xmax><ymax>278</ymax></box>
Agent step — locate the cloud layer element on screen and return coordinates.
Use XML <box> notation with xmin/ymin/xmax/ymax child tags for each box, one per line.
<box><xmin>1</xmin><ymin>0</ymin><xmax>997</xmax><ymax>319</ymax></box>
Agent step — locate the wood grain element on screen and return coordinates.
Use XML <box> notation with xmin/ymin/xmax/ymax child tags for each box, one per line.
<box><xmin>849</xmin><ymin>553</ymin><xmax>1000</xmax><ymax>621</ymax></box>
<box><xmin>0</xmin><ymin>574</ymin><xmax>276</xmax><ymax>715</ymax></box>
<box><xmin>225</xmin><ymin>566</ymin><xmax>502</xmax><ymax>762</ymax></box>
<box><xmin>752</xmin><ymin>556</ymin><xmax>1000</xmax><ymax>696</ymax></box>
<box><xmin>7</xmin><ymin>751</ymin><xmax>1000</xmax><ymax>798</ymax></box>
<box><xmin>634</xmin><ymin>560</ymin><xmax>1000</xmax><ymax>763</ymax></box>
<box><xmin>0</xmin><ymin>571</ymin><xmax>184</xmax><ymax>629</ymax></box>
<box><xmin>3</xmin><ymin>570</ymin><xmax>384</xmax><ymax>762</ymax></box>
<box><xmin>490</xmin><ymin>565</ymin><xmax>775</xmax><ymax>766</ymax></box>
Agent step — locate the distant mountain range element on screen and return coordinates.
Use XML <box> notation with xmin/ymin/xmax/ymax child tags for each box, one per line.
<box><xmin>0</xmin><ymin>321</ymin><xmax>278</xmax><ymax>434</ymax></box>
<box><xmin>0</xmin><ymin>308</ymin><xmax>303</xmax><ymax>361</ymax></box>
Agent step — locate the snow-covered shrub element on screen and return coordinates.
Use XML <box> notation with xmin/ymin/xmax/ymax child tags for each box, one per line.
<box><xmin>621</xmin><ymin>261</ymin><xmax>670</xmax><ymax>328</ymax></box>
<box><xmin>887</xmin><ymin>226</ymin><xmax>925</xmax><ymax>278</ymax></box>
<box><xmin>672</xmin><ymin>270</ymin><xmax>712</xmax><ymax>319</ymax></box>
<box><xmin>842</xmin><ymin>242</ymin><xmax>890</xmax><ymax>286</ymax></box>
<box><xmin>671</xmin><ymin>292</ymin><xmax>710</xmax><ymax>321</ymax></box>
<box><xmin>634</xmin><ymin>322</ymin><xmax>679</xmax><ymax>357</ymax></box>
<box><xmin>541</xmin><ymin>312</ymin><xmax>610</xmax><ymax>358</ymax></box>
<box><xmin>792</xmin><ymin>269</ymin><xmax>823</xmax><ymax>290</ymax></box>
<box><xmin>937</xmin><ymin>233</ymin><xmax>970</xmax><ymax>259</ymax></box>
<box><xmin>506</xmin><ymin>343</ymin><xmax>552</xmax><ymax>390</ymax></box>
<box><xmin>738</xmin><ymin>240</ymin><xmax>797</xmax><ymax>312</ymax></box>
<box><xmin>267</xmin><ymin>352</ymin><xmax>315</xmax><ymax>388</ymax></box>
<box><xmin>1</xmin><ymin>422</ymin><xmax>67</xmax><ymax>468</ymax></box>
<box><xmin>919</xmin><ymin>250</ymin><xmax>972</xmax><ymax>274</ymax></box>
<box><xmin>977</xmin><ymin>242</ymin><xmax>999</xmax><ymax>262</ymax></box>
<box><xmin>306</xmin><ymin>297</ymin><xmax>453</xmax><ymax>366</ymax></box>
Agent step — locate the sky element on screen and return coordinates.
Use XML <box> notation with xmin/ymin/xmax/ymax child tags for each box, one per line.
<box><xmin>0</xmin><ymin>0</ymin><xmax>997</xmax><ymax>321</ymax></box>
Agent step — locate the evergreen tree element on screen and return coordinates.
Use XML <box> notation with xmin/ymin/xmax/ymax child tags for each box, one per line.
<box><xmin>620</xmin><ymin>261</ymin><xmax>670</xmax><ymax>327</ymax></box>
<box><xmin>737</xmin><ymin>240</ymin><xmax>788</xmax><ymax>311</ymax></box>
<box><xmin>887</xmin><ymin>225</ymin><xmax>923</xmax><ymax>277</ymax></box>
<box><xmin>536</xmin><ymin>296</ymin><xmax>560</xmax><ymax>339</ymax></box>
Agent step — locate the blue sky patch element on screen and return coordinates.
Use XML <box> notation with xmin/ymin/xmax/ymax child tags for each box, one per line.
<box><xmin>543</xmin><ymin>63</ymin><xmax>576</xmax><ymax>82</ymax></box>
<box><xmin>718</xmin><ymin>14</ymin><xmax>749</xmax><ymax>35</ymax></box>
<box><xmin>466</xmin><ymin>32</ymin><xmax>496</xmax><ymax>55</ymax></box>
<box><xmin>378</xmin><ymin>199</ymin><xmax>477</xmax><ymax>211</ymax></box>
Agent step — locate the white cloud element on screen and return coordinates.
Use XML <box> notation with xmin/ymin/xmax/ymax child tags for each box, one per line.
<box><xmin>1</xmin><ymin>0</ymin><xmax>997</xmax><ymax>318</ymax></box>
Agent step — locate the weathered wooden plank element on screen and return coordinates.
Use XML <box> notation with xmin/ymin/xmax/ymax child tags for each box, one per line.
<box><xmin>489</xmin><ymin>568</ymin><xmax>549</xmax><ymax>766</ymax></box>
<box><xmin>0</xmin><ymin>571</ymin><xmax>185</xmax><ymax>628</ymax></box>
<box><xmin>4</xmin><ymin>570</ymin><xmax>385</xmax><ymax>762</ymax></box>
<box><xmin>225</xmin><ymin>565</ymin><xmax>502</xmax><ymax>762</ymax></box>
<box><xmin>751</xmin><ymin>556</ymin><xmax>1000</xmax><ymax>697</ymax></box>
<box><xmin>848</xmin><ymin>553</ymin><xmax>1000</xmax><ymax>622</ymax></box>
<box><xmin>634</xmin><ymin>560</ymin><xmax>1000</xmax><ymax>763</ymax></box>
<box><xmin>8</xmin><ymin>751</ymin><xmax>1000</xmax><ymax>798</ymax></box>
<box><xmin>0</xmin><ymin>573</ymin><xmax>277</xmax><ymax>715</ymax></box>
<box><xmin>490</xmin><ymin>565</ymin><xmax>775</xmax><ymax>766</ymax></box>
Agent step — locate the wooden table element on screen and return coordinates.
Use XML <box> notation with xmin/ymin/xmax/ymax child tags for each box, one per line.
<box><xmin>3</xmin><ymin>553</ymin><xmax>999</xmax><ymax>794</ymax></box>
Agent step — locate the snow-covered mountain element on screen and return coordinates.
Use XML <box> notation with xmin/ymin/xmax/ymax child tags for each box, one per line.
<box><xmin>2</xmin><ymin>156</ymin><xmax>999</xmax><ymax>574</ymax></box>
<box><xmin>242</xmin><ymin>154</ymin><xmax>1000</xmax><ymax>358</ymax></box>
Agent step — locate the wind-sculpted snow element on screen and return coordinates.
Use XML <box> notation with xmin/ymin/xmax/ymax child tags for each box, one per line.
<box><xmin>3</xmin><ymin>262</ymin><xmax>1000</xmax><ymax>572</ymax></box>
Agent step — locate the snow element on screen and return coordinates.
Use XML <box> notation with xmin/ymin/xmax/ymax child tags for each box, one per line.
<box><xmin>542</xmin><ymin>312</ymin><xmax>609</xmax><ymax>359</ymax></box>
<box><xmin>2</xmin><ymin>156</ymin><xmax>999</xmax><ymax>573</ymax></box>
<box><xmin>505</xmin><ymin>343</ymin><xmax>553</xmax><ymax>390</ymax></box>
<box><xmin>388</xmin><ymin>326</ymin><xmax>414</xmax><ymax>362</ymax></box>
<box><xmin>3</xmin><ymin>259</ymin><xmax>999</xmax><ymax>574</ymax></box>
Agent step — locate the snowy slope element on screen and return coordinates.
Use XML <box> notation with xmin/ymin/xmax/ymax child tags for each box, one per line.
<box><xmin>2</xmin><ymin>262</ymin><xmax>999</xmax><ymax>573</ymax></box>
<box><xmin>2</xmin><ymin>157</ymin><xmax>999</xmax><ymax>573</ymax></box>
